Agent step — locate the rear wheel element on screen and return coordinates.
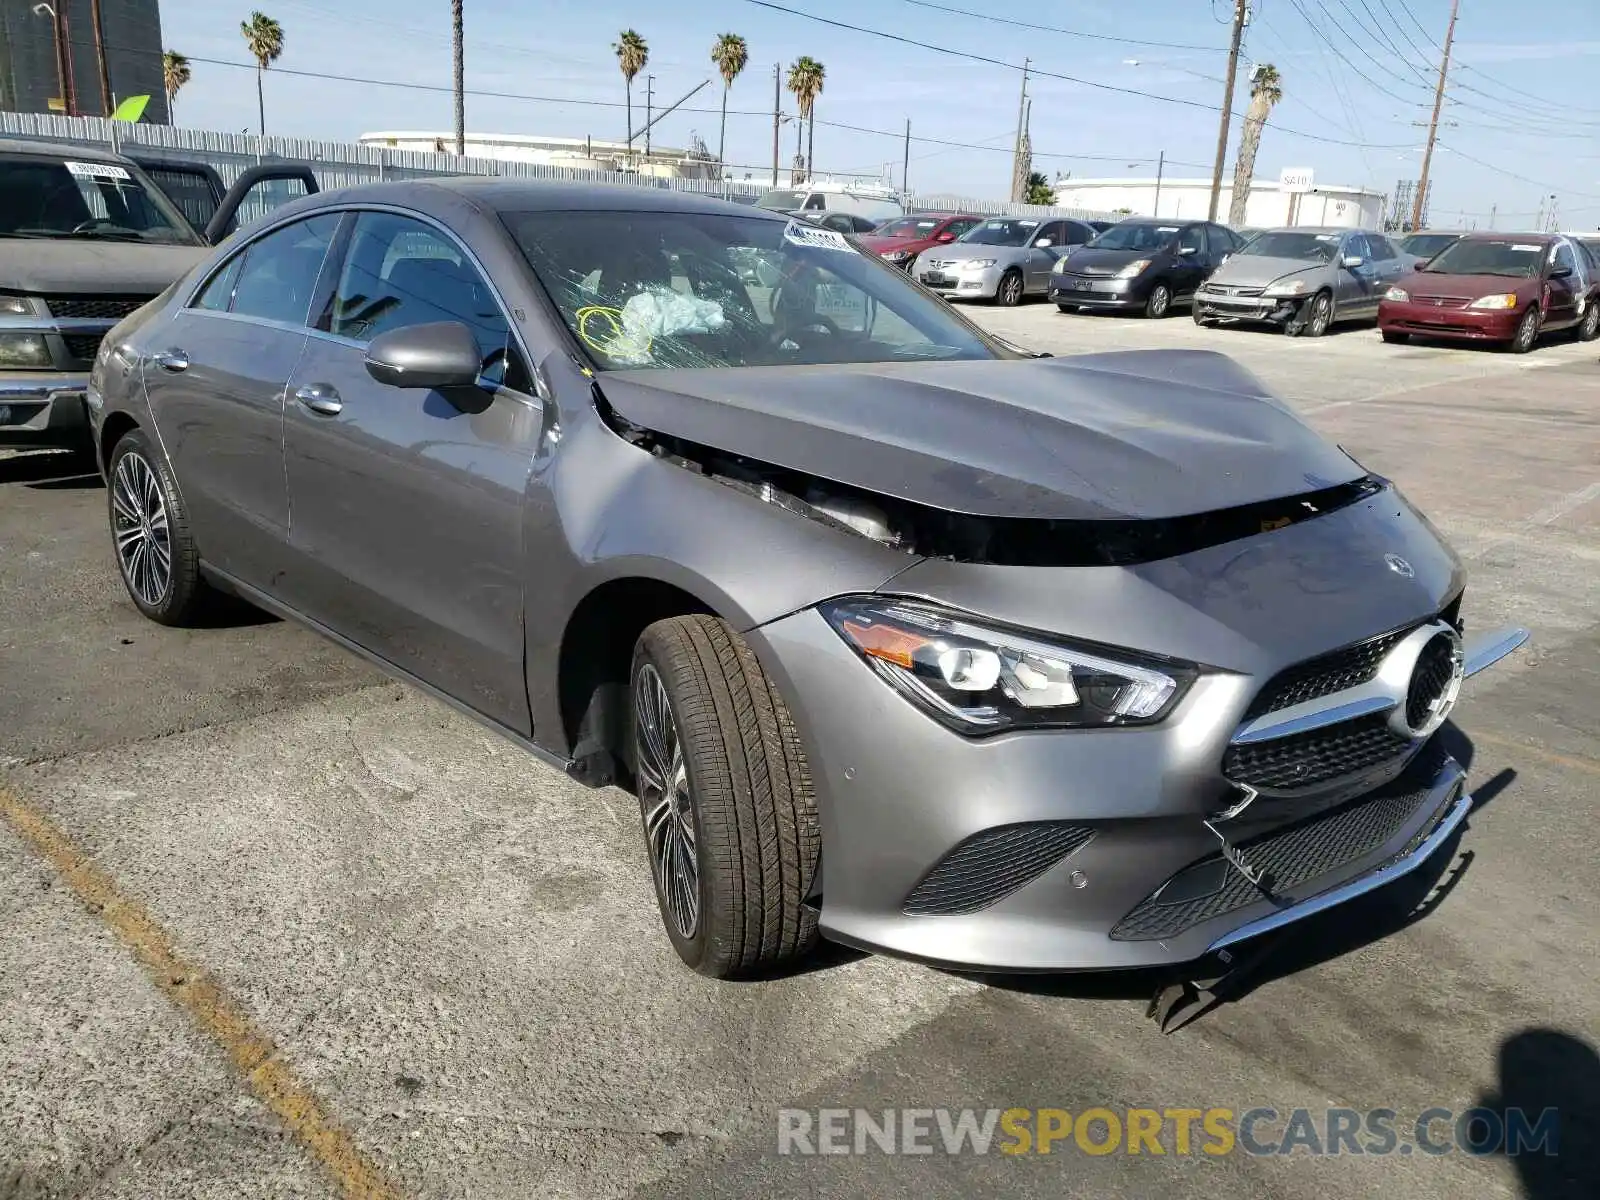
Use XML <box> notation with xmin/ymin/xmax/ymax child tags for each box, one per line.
<box><xmin>631</xmin><ymin>615</ymin><xmax>820</xmax><ymax>979</ymax></box>
<box><xmin>996</xmin><ymin>270</ymin><xmax>1024</xmax><ymax>307</ymax></box>
<box><xmin>106</xmin><ymin>428</ymin><xmax>211</xmax><ymax>626</ymax></box>
<box><xmin>1144</xmin><ymin>282</ymin><xmax>1173</xmax><ymax>319</ymax></box>
<box><xmin>1380</xmin><ymin>330</ymin><xmax>1410</xmax><ymax>344</ymax></box>
<box><xmin>1508</xmin><ymin>307</ymin><xmax>1540</xmax><ymax>354</ymax></box>
<box><xmin>1577</xmin><ymin>299</ymin><xmax>1600</xmax><ymax>342</ymax></box>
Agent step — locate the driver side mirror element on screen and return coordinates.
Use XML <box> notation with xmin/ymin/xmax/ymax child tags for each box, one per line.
<box><xmin>936</xmin><ymin>230</ymin><xmax>956</xmax><ymax>243</ymax></box>
<box><xmin>1034</xmin><ymin>237</ymin><xmax>1053</xmax><ymax>248</ymax></box>
<box><xmin>1342</xmin><ymin>254</ymin><xmax>1365</xmax><ymax>268</ymax></box>
<box><xmin>1177</xmin><ymin>245</ymin><xmax>1198</xmax><ymax>256</ymax></box>
<box><xmin>1550</xmin><ymin>264</ymin><xmax>1574</xmax><ymax>280</ymax></box>
<box><xmin>365</xmin><ymin>321</ymin><xmax>486</xmax><ymax>408</ymax></box>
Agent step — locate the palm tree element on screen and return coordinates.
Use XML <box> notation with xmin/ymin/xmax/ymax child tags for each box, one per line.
<box><xmin>1229</xmin><ymin>63</ymin><xmax>1282</xmax><ymax>227</ymax></box>
<box><xmin>710</xmin><ymin>33</ymin><xmax>749</xmax><ymax>178</ymax></box>
<box><xmin>162</xmin><ymin>51</ymin><xmax>191</xmax><ymax>122</ymax></box>
<box><xmin>786</xmin><ymin>56</ymin><xmax>825</xmax><ymax>182</ymax></box>
<box><xmin>239</xmin><ymin>11</ymin><xmax>285</xmax><ymax>137</ymax></box>
<box><xmin>613</xmin><ymin>30</ymin><xmax>648</xmax><ymax>159</ymax></box>
<box><xmin>451</xmin><ymin>1</ymin><xmax>465</xmax><ymax>154</ymax></box>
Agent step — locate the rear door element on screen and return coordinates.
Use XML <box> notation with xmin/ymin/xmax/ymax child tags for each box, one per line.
<box><xmin>204</xmin><ymin>164</ymin><xmax>321</xmax><ymax>243</ymax></box>
<box><xmin>278</xmin><ymin>208</ymin><xmax>542</xmax><ymax>733</ymax></box>
<box><xmin>142</xmin><ymin>212</ymin><xmax>341</xmax><ymax>588</ymax></box>
<box><xmin>129</xmin><ymin>158</ymin><xmax>225</xmax><ymax>235</ymax></box>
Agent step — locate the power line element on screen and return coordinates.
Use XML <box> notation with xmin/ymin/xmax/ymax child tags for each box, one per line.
<box><xmin>740</xmin><ymin>0</ymin><xmax>1418</xmax><ymax>148</ymax></box>
<box><xmin>1437</xmin><ymin>142</ymin><xmax>1600</xmax><ymax>203</ymax></box>
<box><xmin>894</xmin><ymin>0</ymin><xmax>1227</xmax><ymax>53</ymax></box>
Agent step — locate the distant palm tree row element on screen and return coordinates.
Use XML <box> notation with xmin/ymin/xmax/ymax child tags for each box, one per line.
<box><xmin>160</xmin><ymin>10</ymin><xmax>283</xmax><ymax>134</ymax></box>
<box><xmin>614</xmin><ymin>30</ymin><xmax>827</xmax><ymax>179</ymax></box>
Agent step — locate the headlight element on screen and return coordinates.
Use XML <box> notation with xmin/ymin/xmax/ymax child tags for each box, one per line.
<box><xmin>1467</xmin><ymin>293</ymin><xmax>1519</xmax><ymax>310</ymax></box>
<box><xmin>962</xmin><ymin>259</ymin><xmax>997</xmax><ymax>270</ymax></box>
<box><xmin>883</xmin><ymin>249</ymin><xmax>912</xmax><ymax>262</ymax></box>
<box><xmin>1384</xmin><ymin>287</ymin><xmax>1409</xmax><ymax>302</ymax></box>
<box><xmin>0</xmin><ymin>332</ymin><xmax>52</xmax><ymax>368</ymax></box>
<box><xmin>1265</xmin><ymin>279</ymin><xmax>1310</xmax><ymax>297</ymax></box>
<box><xmin>1116</xmin><ymin>259</ymin><xmax>1151</xmax><ymax>279</ymax></box>
<box><xmin>820</xmin><ymin>598</ymin><xmax>1195</xmax><ymax>734</ymax></box>
<box><xmin>0</xmin><ymin>295</ymin><xmax>35</xmax><ymax>316</ymax></box>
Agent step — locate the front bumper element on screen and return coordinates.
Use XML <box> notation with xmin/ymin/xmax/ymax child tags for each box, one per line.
<box><xmin>749</xmin><ymin>605</ymin><xmax>1523</xmax><ymax>974</ymax></box>
<box><xmin>0</xmin><ymin>372</ymin><xmax>91</xmax><ymax>448</ymax></box>
<box><xmin>1378</xmin><ymin>301</ymin><xmax>1521</xmax><ymax>342</ymax></box>
<box><xmin>1193</xmin><ymin>289</ymin><xmax>1304</xmax><ymax>325</ymax></box>
<box><xmin>918</xmin><ymin>264</ymin><xmax>1001</xmax><ymax>299</ymax></box>
<box><xmin>1048</xmin><ymin>276</ymin><xmax>1153</xmax><ymax>310</ymax></box>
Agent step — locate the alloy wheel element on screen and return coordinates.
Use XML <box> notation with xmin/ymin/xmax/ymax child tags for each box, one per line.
<box><xmin>1000</xmin><ymin>273</ymin><xmax>1023</xmax><ymax>306</ymax></box>
<box><xmin>634</xmin><ymin>663</ymin><xmax>700</xmax><ymax>940</ymax></box>
<box><xmin>1513</xmin><ymin>309</ymin><xmax>1539</xmax><ymax>352</ymax></box>
<box><xmin>1308</xmin><ymin>294</ymin><xmax>1332</xmax><ymax>336</ymax></box>
<box><xmin>111</xmin><ymin>450</ymin><xmax>172</xmax><ymax>609</ymax></box>
<box><xmin>1147</xmin><ymin>285</ymin><xmax>1171</xmax><ymax>318</ymax></box>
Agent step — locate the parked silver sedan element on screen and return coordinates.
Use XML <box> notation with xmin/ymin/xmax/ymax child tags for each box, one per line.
<box><xmin>911</xmin><ymin>216</ymin><xmax>1095</xmax><ymax>305</ymax></box>
<box><xmin>1193</xmin><ymin>226</ymin><xmax>1408</xmax><ymax>336</ymax></box>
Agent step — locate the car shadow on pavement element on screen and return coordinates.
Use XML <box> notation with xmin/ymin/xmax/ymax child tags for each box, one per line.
<box><xmin>0</xmin><ymin>449</ymin><xmax>101</xmax><ymax>488</ymax></box>
<box><xmin>1475</xmin><ymin>1027</ymin><xmax>1599</xmax><ymax>1200</ymax></box>
<box><xmin>966</xmin><ymin>727</ymin><xmax>1520</xmax><ymax>1022</ymax></box>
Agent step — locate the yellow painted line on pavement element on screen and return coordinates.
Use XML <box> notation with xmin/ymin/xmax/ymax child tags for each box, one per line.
<box><xmin>1468</xmin><ymin>731</ymin><xmax>1600</xmax><ymax>778</ymax></box>
<box><xmin>0</xmin><ymin>783</ymin><xmax>404</xmax><ymax>1200</ymax></box>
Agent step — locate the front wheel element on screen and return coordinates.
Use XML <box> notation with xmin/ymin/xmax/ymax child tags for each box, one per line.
<box><xmin>1193</xmin><ymin>306</ymin><xmax>1211</xmax><ymax>327</ymax></box>
<box><xmin>631</xmin><ymin>615</ymin><xmax>820</xmax><ymax>979</ymax></box>
<box><xmin>1144</xmin><ymin>282</ymin><xmax>1173</xmax><ymax>319</ymax></box>
<box><xmin>995</xmin><ymin>270</ymin><xmax>1024</xmax><ymax>307</ymax></box>
<box><xmin>1508</xmin><ymin>307</ymin><xmax>1540</xmax><ymax>354</ymax></box>
<box><xmin>1576</xmin><ymin>300</ymin><xmax>1600</xmax><ymax>342</ymax></box>
<box><xmin>1293</xmin><ymin>291</ymin><xmax>1334</xmax><ymax>337</ymax></box>
<box><xmin>106</xmin><ymin>428</ymin><xmax>210</xmax><ymax>626</ymax></box>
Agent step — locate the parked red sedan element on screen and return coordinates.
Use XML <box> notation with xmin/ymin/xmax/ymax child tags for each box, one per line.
<box><xmin>858</xmin><ymin>212</ymin><xmax>983</xmax><ymax>269</ymax></box>
<box><xmin>1378</xmin><ymin>232</ymin><xmax>1600</xmax><ymax>353</ymax></box>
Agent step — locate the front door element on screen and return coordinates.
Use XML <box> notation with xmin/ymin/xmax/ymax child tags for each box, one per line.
<box><xmin>142</xmin><ymin>212</ymin><xmax>340</xmax><ymax>587</ymax></box>
<box><xmin>279</xmin><ymin>209</ymin><xmax>543</xmax><ymax>734</ymax></box>
<box><xmin>1171</xmin><ymin>225</ymin><xmax>1209</xmax><ymax>300</ymax></box>
<box><xmin>1543</xmin><ymin>242</ymin><xmax>1581</xmax><ymax>329</ymax></box>
<box><xmin>1336</xmin><ymin>233</ymin><xmax>1380</xmax><ymax>314</ymax></box>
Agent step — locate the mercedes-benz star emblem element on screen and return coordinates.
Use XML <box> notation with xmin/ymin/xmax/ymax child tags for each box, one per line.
<box><xmin>1385</xmin><ymin>553</ymin><xmax>1415</xmax><ymax>578</ymax></box>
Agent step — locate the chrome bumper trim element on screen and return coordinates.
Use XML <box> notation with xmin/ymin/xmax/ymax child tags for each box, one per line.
<box><xmin>1463</xmin><ymin>625</ymin><xmax>1530</xmax><ymax>678</ymax></box>
<box><xmin>1207</xmin><ymin>756</ymin><xmax>1469</xmax><ymax>953</ymax></box>
<box><xmin>0</xmin><ymin>373</ymin><xmax>90</xmax><ymax>401</ymax></box>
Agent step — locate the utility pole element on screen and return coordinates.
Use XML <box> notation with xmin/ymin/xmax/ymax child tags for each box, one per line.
<box><xmin>1412</xmin><ymin>0</ymin><xmax>1459</xmax><ymax>231</ymax></box>
<box><xmin>902</xmin><ymin>118</ymin><xmax>911</xmax><ymax>194</ymax></box>
<box><xmin>771</xmin><ymin>64</ymin><xmax>780</xmax><ymax>186</ymax></box>
<box><xmin>1487</xmin><ymin>203</ymin><xmax>1496</xmax><ymax>230</ymax></box>
<box><xmin>644</xmin><ymin>76</ymin><xmax>654</xmax><ymax>157</ymax></box>
<box><xmin>1209</xmin><ymin>0</ymin><xmax>1248</xmax><ymax>221</ymax></box>
<box><xmin>1153</xmin><ymin>150</ymin><xmax>1166</xmax><ymax>217</ymax></box>
<box><xmin>1010</xmin><ymin>58</ymin><xmax>1030</xmax><ymax>202</ymax></box>
<box><xmin>452</xmin><ymin>0</ymin><xmax>465</xmax><ymax>154</ymax></box>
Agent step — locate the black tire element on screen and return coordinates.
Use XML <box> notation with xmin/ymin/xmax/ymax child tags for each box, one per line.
<box><xmin>1193</xmin><ymin>306</ymin><xmax>1211</xmax><ymax>327</ymax></box>
<box><xmin>106</xmin><ymin>427</ymin><xmax>211</xmax><ymax>626</ymax></box>
<box><xmin>1507</xmin><ymin>307</ymin><xmax>1540</xmax><ymax>354</ymax></box>
<box><xmin>995</xmin><ymin>270</ymin><xmax>1024</xmax><ymax>307</ymax></box>
<box><xmin>1577</xmin><ymin>300</ymin><xmax>1600</xmax><ymax>342</ymax></box>
<box><xmin>1144</xmin><ymin>282</ymin><xmax>1173</xmax><ymax>319</ymax></box>
<box><xmin>1381</xmin><ymin>330</ymin><xmax>1410</xmax><ymax>344</ymax></box>
<box><xmin>1056</xmin><ymin>304</ymin><xmax>1077</xmax><ymax>314</ymax></box>
<box><xmin>630</xmin><ymin>615</ymin><xmax>820</xmax><ymax>979</ymax></box>
<box><xmin>1297</xmin><ymin>291</ymin><xmax>1334</xmax><ymax>337</ymax></box>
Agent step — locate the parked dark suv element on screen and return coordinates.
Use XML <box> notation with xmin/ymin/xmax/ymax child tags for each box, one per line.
<box><xmin>1051</xmin><ymin>218</ymin><xmax>1244</xmax><ymax>318</ymax></box>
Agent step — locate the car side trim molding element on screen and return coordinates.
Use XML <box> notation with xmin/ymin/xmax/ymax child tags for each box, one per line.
<box><xmin>199</xmin><ymin>564</ymin><xmax>574</xmax><ymax>779</ymax></box>
<box><xmin>1206</xmin><ymin>756</ymin><xmax>1469</xmax><ymax>954</ymax></box>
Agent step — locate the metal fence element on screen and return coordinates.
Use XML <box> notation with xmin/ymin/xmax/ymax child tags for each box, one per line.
<box><xmin>0</xmin><ymin>110</ymin><xmax>1113</xmax><ymax>222</ymax></box>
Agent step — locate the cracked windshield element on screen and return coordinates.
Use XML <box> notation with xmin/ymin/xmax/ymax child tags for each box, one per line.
<box><xmin>0</xmin><ymin>153</ymin><xmax>201</xmax><ymax>245</ymax></box>
<box><xmin>505</xmin><ymin>210</ymin><xmax>996</xmax><ymax>369</ymax></box>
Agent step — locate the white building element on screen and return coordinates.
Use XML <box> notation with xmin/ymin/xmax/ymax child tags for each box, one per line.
<box><xmin>1054</xmin><ymin>176</ymin><xmax>1387</xmax><ymax>229</ymax></box>
<box><xmin>357</xmin><ymin>131</ymin><xmax>721</xmax><ymax>181</ymax></box>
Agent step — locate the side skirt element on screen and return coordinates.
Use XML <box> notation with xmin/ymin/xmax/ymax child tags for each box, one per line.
<box><xmin>200</xmin><ymin>563</ymin><xmax>580</xmax><ymax>783</ymax></box>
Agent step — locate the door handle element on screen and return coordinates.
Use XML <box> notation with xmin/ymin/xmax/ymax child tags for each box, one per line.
<box><xmin>293</xmin><ymin>383</ymin><xmax>343</xmax><ymax>416</ymax></box>
<box><xmin>153</xmin><ymin>349</ymin><xmax>189</xmax><ymax>372</ymax></box>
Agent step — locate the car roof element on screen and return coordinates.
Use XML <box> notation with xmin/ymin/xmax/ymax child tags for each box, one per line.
<box><xmin>320</xmin><ymin>176</ymin><xmax>791</xmax><ymax>219</ymax></box>
<box><xmin>1455</xmin><ymin>231</ymin><xmax>1555</xmax><ymax>243</ymax></box>
<box><xmin>0</xmin><ymin>136</ymin><xmax>134</xmax><ymax>164</ymax></box>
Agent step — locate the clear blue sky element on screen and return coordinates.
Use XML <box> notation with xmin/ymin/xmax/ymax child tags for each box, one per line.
<box><xmin>160</xmin><ymin>0</ymin><xmax>1600</xmax><ymax>227</ymax></box>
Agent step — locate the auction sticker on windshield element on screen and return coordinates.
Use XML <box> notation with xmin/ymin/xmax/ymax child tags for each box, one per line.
<box><xmin>815</xmin><ymin>282</ymin><xmax>867</xmax><ymax>328</ymax></box>
<box><xmin>65</xmin><ymin>161</ymin><xmax>131</xmax><ymax>181</ymax></box>
<box><xmin>784</xmin><ymin>221</ymin><xmax>856</xmax><ymax>254</ymax></box>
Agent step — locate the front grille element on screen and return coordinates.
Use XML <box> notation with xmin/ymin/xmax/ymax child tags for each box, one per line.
<box><xmin>44</xmin><ymin>296</ymin><xmax>151</xmax><ymax>320</ymax></box>
<box><xmin>1245</xmin><ymin>626</ymin><xmax>1415</xmax><ymax>719</ymax></box>
<box><xmin>902</xmin><ymin>822</ymin><xmax>1094</xmax><ymax>916</ymax></box>
<box><xmin>1406</xmin><ymin>634</ymin><xmax>1457</xmax><ymax>729</ymax></box>
<box><xmin>1205</xmin><ymin>285</ymin><xmax>1265</xmax><ymax>297</ymax></box>
<box><xmin>1412</xmin><ymin>295</ymin><xmax>1472</xmax><ymax>309</ymax></box>
<box><xmin>62</xmin><ymin>332</ymin><xmax>105</xmax><ymax>362</ymax></box>
<box><xmin>1224</xmin><ymin>713</ymin><xmax>1412</xmax><ymax>792</ymax></box>
<box><xmin>1110</xmin><ymin>763</ymin><xmax>1448</xmax><ymax>941</ymax></box>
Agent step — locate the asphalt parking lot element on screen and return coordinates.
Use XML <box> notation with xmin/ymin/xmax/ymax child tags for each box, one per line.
<box><xmin>3</xmin><ymin>309</ymin><xmax>1597</xmax><ymax>1200</ymax></box>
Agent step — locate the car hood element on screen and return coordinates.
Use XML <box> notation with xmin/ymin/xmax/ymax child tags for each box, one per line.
<box><xmin>595</xmin><ymin>350</ymin><xmax>1366</xmax><ymax>521</ymax></box>
<box><xmin>0</xmin><ymin>239</ymin><xmax>209</xmax><ymax>294</ymax></box>
<box><xmin>1208</xmin><ymin>255</ymin><xmax>1330</xmax><ymax>288</ymax></box>
<box><xmin>1058</xmin><ymin>246</ymin><xmax>1161</xmax><ymax>275</ymax></box>
<box><xmin>1401</xmin><ymin>270</ymin><xmax>1538</xmax><ymax>299</ymax></box>
<box><xmin>917</xmin><ymin>243</ymin><xmax>1027</xmax><ymax>265</ymax></box>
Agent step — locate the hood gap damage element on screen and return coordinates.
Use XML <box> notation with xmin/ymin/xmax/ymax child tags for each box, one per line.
<box><xmin>592</xmin><ymin>381</ymin><xmax>1388</xmax><ymax>569</ymax></box>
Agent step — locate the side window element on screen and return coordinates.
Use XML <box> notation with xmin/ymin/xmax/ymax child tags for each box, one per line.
<box><xmin>321</xmin><ymin>211</ymin><xmax>530</xmax><ymax>393</ymax></box>
<box><xmin>1552</xmin><ymin>242</ymin><xmax>1577</xmax><ymax>275</ymax></box>
<box><xmin>1177</xmin><ymin>225</ymin><xmax>1205</xmax><ymax>257</ymax></box>
<box><xmin>191</xmin><ymin>254</ymin><xmax>244</xmax><ymax>312</ymax></box>
<box><xmin>223</xmin><ymin>213</ymin><xmax>341</xmax><ymax>325</ymax></box>
<box><xmin>946</xmin><ymin>218</ymin><xmax>980</xmax><ymax>238</ymax></box>
<box><xmin>1369</xmin><ymin>235</ymin><xmax>1397</xmax><ymax>260</ymax></box>
<box><xmin>1344</xmin><ymin>234</ymin><xmax>1371</xmax><ymax>261</ymax></box>
<box><xmin>802</xmin><ymin>193</ymin><xmax>826</xmax><ymax>211</ymax></box>
<box><xmin>1066</xmin><ymin>220</ymin><xmax>1094</xmax><ymax>245</ymax></box>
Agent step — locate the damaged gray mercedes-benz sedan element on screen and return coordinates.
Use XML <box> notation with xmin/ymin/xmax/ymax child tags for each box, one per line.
<box><xmin>86</xmin><ymin>179</ymin><xmax>1527</xmax><ymax>981</ymax></box>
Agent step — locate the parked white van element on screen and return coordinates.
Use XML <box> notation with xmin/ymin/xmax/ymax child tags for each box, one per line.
<box><xmin>756</xmin><ymin>180</ymin><xmax>905</xmax><ymax>225</ymax></box>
